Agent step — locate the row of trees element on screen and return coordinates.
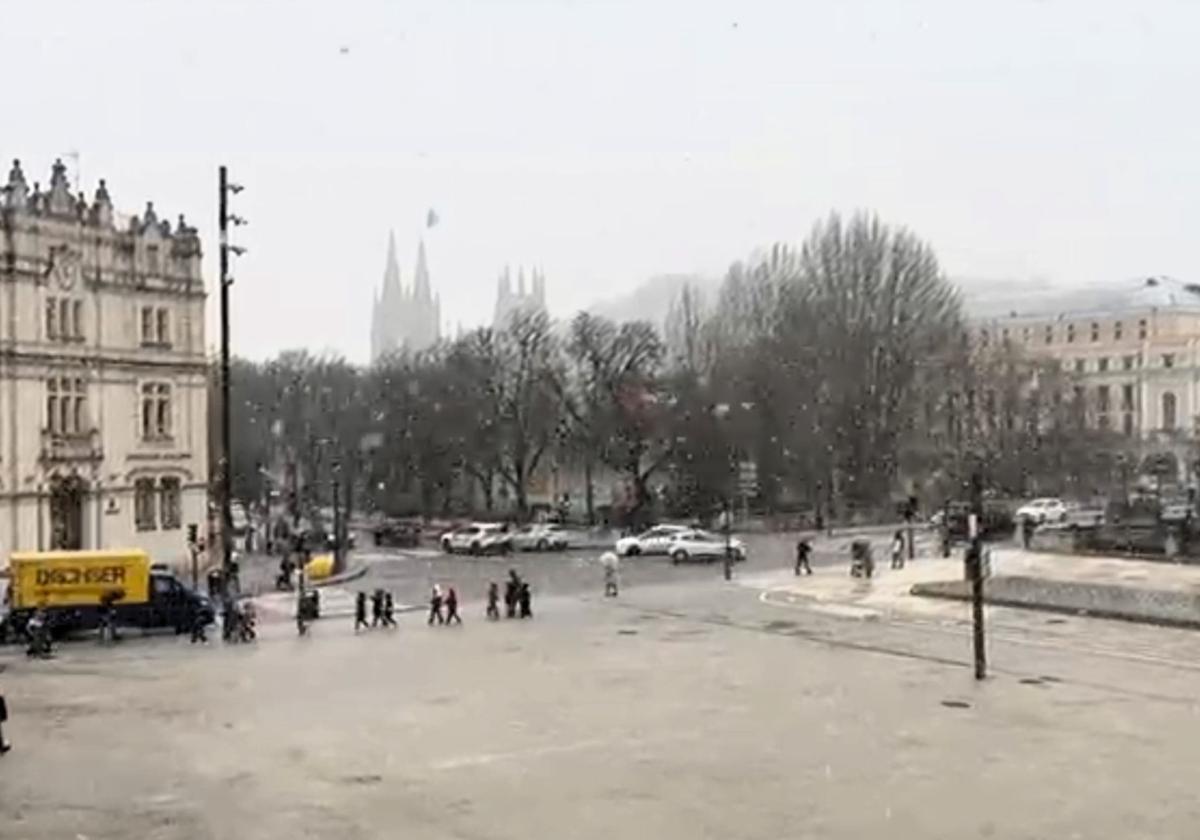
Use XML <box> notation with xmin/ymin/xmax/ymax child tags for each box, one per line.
<box><xmin>225</xmin><ymin>212</ymin><xmax>1134</xmax><ymax>527</ymax></box>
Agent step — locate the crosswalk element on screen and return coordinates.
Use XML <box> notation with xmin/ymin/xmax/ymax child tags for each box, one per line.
<box><xmin>255</xmin><ymin>586</ymin><xmax>361</xmax><ymax>621</ymax></box>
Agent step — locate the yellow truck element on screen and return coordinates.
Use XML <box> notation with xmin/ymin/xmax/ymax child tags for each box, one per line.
<box><xmin>3</xmin><ymin>549</ymin><xmax>213</xmax><ymax>639</ymax></box>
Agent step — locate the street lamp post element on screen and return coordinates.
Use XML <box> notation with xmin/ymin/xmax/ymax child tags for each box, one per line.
<box><xmin>217</xmin><ymin>165</ymin><xmax>246</xmax><ymax>583</ymax></box>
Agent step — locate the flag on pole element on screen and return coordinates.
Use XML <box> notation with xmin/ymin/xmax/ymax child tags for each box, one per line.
<box><xmin>426</xmin><ymin>208</ymin><xmax>439</xmax><ymax>228</ymax></box>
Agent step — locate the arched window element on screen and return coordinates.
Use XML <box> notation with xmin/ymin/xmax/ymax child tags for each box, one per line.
<box><xmin>1162</xmin><ymin>392</ymin><xmax>1177</xmax><ymax>430</ymax></box>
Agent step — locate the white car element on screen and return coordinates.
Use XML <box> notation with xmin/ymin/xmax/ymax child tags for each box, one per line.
<box><xmin>1015</xmin><ymin>498</ymin><xmax>1067</xmax><ymax>524</ymax></box>
<box><xmin>667</xmin><ymin>529</ymin><xmax>747</xmax><ymax>564</ymax></box>
<box><xmin>511</xmin><ymin>523</ymin><xmax>572</xmax><ymax>552</ymax></box>
<box><xmin>441</xmin><ymin>523</ymin><xmax>512</xmax><ymax>555</ymax></box>
<box><xmin>615</xmin><ymin>524</ymin><xmax>691</xmax><ymax>556</ymax></box>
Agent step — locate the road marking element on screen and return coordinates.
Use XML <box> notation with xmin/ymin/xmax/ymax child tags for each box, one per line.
<box><xmin>432</xmin><ymin>738</ymin><xmax>612</xmax><ymax>770</ymax></box>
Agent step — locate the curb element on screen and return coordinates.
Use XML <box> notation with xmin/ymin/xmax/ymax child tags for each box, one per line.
<box><xmin>911</xmin><ymin>578</ymin><xmax>1200</xmax><ymax>632</ymax></box>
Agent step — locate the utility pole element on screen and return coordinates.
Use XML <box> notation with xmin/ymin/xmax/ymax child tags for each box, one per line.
<box><xmin>217</xmin><ymin>166</ymin><xmax>246</xmax><ymax>580</ymax></box>
<box><xmin>968</xmin><ymin>469</ymin><xmax>987</xmax><ymax>679</ymax></box>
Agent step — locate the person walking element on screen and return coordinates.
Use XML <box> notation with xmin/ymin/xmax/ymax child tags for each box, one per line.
<box><xmin>1021</xmin><ymin>516</ymin><xmax>1035</xmax><ymax>550</ymax></box>
<box><xmin>601</xmin><ymin>551</ymin><xmax>620</xmax><ymax>597</ymax></box>
<box><xmin>371</xmin><ymin>589</ymin><xmax>385</xmax><ymax>628</ymax></box>
<box><xmin>518</xmin><ymin>582</ymin><xmax>533</xmax><ymax>619</ymax></box>
<box><xmin>505</xmin><ymin>570</ymin><xmax>521</xmax><ymax>619</ymax></box>
<box><xmin>428</xmin><ymin>585</ymin><xmax>444</xmax><ymax>626</ymax></box>
<box><xmin>189</xmin><ymin>607</ymin><xmax>209</xmax><ymax>644</ymax></box>
<box><xmin>890</xmin><ymin>529</ymin><xmax>906</xmax><ymax>569</ymax></box>
<box><xmin>486</xmin><ymin>582</ymin><xmax>500</xmax><ymax>620</ymax></box>
<box><xmin>794</xmin><ymin>538</ymin><xmax>813</xmax><ymax>576</ymax></box>
<box><xmin>382</xmin><ymin>592</ymin><xmax>397</xmax><ymax>628</ymax></box>
<box><xmin>354</xmin><ymin>591</ymin><xmax>370</xmax><ymax>633</ymax></box>
<box><xmin>0</xmin><ymin>690</ymin><xmax>10</xmax><ymax>755</ymax></box>
<box><xmin>444</xmin><ymin>586</ymin><xmax>462</xmax><ymax>625</ymax></box>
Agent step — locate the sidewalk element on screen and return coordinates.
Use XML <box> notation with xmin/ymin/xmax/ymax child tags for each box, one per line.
<box><xmin>740</xmin><ymin>547</ymin><xmax>1200</xmax><ymax>629</ymax></box>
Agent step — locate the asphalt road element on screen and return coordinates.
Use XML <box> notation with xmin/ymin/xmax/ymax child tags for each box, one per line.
<box><xmin>340</xmin><ymin>529</ymin><xmax>873</xmax><ymax>611</ymax></box>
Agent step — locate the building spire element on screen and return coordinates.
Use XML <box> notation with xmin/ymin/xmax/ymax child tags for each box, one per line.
<box><xmin>383</xmin><ymin>230</ymin><xmax>402</xmax><ymax>299</ymax></box>
<box><xmin>414</xmin><ymin>239</ymin><xmax>431</xmax><ymax>300</ymax></box>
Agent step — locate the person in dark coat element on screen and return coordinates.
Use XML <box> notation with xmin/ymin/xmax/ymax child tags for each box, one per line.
<box><xmin>371</xmin><ymin>589</ymin><xmax>385</xmax><ymax>628</ymax></box>
<box><xmin>0</xmin><ymin>691</ymin><xmax>10</xmax><ymax>754</ymax></box>
<box><xmin>354</xmin><ymin>591</ymin><xmax>370</xmax><ymax>632</ymax></box>
<box><xmin>794</xmin><ymin>539</ymin><xmax>813</xmax><ymax>576</ymax></box>
<box><xmin>486</xmin><ymin>582</ymin><xmax>500</xmax><ymax>620</ymax></box>
<box><xmin>382</xmin><ymin>592</ymin><xmax>397</xmax><ymax>627</ymax></box>
<box><xmin>506</xmin><ymin>570</ymin><xmax>524</xmax><ymax>619</ymax></box>
<box><xmin>518</xmin><ymin>582</ymin><xmax>532</xmax><ymax>619</ymax></box>
<box><xmin>445</xmin><ymin>586</ymin><xmax>462</xmax><ymax>625</ymax></box>
<box><xmin>428</xmin><ymin>585</ymin><xmax>444</xmax><ymax>625</ymax></box>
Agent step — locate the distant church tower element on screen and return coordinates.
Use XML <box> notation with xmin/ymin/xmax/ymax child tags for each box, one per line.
<box><xmin>493</xmin><ymin>265</ymin><xmax>547</xmax><ymax>328</ymax></box>
<box><xmin>370</xmin><ymin>232</ymin><xmax>441</xmax><ymax>361</ymax></box>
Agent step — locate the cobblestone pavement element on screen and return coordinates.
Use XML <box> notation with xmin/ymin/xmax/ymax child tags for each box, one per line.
<box><xmin>3</xmin><ymin>570</ymin><xmax>1200</xmax><ymax>839</ymax></box>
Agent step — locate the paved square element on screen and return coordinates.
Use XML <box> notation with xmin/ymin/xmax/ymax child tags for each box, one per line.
<box><xmin>3</xmin><ymin>582</ymin><xmax>1199</xmax><ymax>839</ymax></box>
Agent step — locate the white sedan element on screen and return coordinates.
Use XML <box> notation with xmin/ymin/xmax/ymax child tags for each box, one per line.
<box><xmin>511</xmin><ymin>523</ymin><xmax>572</xmax><ymax>552</ymax></box>
<box><xmin>667</xmin><ymin>529</ymin><xmax>747</xmax><ymax>564</ymax></box>
<box><xmin>441</xmin><ymin>523</ymin><xmax>512</xmax><ymax>555</ymax></box>
<box><xmin>1015</xmin><ymin>498</ymin><xmax>1067</xmax><ymax>524</ymax></box>
<box><xmin>615</xmin><ymin>524</ymin><xmax>691</xmax><ymax>556</ymax></box>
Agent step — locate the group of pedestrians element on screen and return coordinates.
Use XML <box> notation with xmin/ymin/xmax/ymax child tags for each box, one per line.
<box><xmin>427</xmin><ymin>584</ymin><xmax>462</xmax><ymax>625</ymax></box>
<box><xmin>355</xmin><ymin>589</ymin><xmax>398</xmax><ymax>631</ymax></box>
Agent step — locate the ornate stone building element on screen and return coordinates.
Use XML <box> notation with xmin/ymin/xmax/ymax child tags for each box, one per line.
<box><xmin>974</xmin><ymin>276</ymin><xmax>1200</xmax><ymax>479</ymax></box>
<box><xmin>370</xmin><ymin>233</ymin><xmax>440</xmax><ymax>361</ymax></box>
<box><xmin>0</xmin><ymin>159</ymin><xmax>209</xmax><ymax>563</ymax></box>
<box><xmin>493</xmin><ymin>266</ymin><xmax>546</xmax><ymax>328</ymax></box>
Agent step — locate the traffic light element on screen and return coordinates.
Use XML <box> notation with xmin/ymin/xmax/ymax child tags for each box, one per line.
<box><xmin>187</xmin><ymin>523</ymin><xmax>198</xmax><ymax>545</ymax></box>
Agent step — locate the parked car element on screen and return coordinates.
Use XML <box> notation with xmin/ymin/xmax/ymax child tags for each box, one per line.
<box><xmin>667</xmin><ymin>529</ymin><xmax>747</xmax><ymax>564</ymax></box>
<box><xmin>441</xmin><ymin>523</ymin><xmax>512</xmax><ymax>555</ymax></box>
<box><xmin>511</xmin><ymin>523</ymin><xmax>571</xmax><ymax>552</ymax></box>
<box><xmin>1015</xmin><ymin>498</ymin><xmax>1068</xmax><ymax>524</ymax></box>
<box><xmin>615</xmin><ymin>524</ymin><xmax>691</xmax><ymax>556</ymax></box>
<box><xmin>373</xmin><ymin>519</ymin><xmax>422</xmax><ymax>548</ymax></box>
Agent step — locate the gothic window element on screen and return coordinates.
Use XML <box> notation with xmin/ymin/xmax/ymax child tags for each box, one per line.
<box><xmin>140</xmin><ymin>382</ymin><xmax>172</xmax><ymax>439</ymax></box>
<box><xmin>1114</xmin><ymin>321</ymin><xmax>1123</xmax><ymax>341</ymax></box>
<box><xmin>156</xmin><ymin>307</ymin><xmax>170</xmax><ymax>346</ymax></box>
<box><xmin>141</xmin><ymin>306</ymin><xmax>155</xmax><ymax>344</ymax></box>
<box><xmin>135</xmin><ymin>478</ymin><xmax>157</xmax><ymax>531</ymax></box>
<box><xmin>46</xmin><ymin>377</ymin><xmax>86</xmax><ymax>434</ymax></box>
<box><xmin>160</xmin><ymin>477</ymin><xmax>181</xmax><ymax>530</ymax></box>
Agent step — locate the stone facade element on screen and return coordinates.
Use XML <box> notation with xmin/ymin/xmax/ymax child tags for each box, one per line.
<box><xmin>370</xmin><ymin>233</ymin><xmax>440</xmax><ymax>361</ymax></box>
<box><xmin>493</xmin><ymin>266</ymin><xmax>546</xmax><ymax>328</ymax></box>
<box><xmin>0</xmin><ymin>159</ymin><xmax>208</xmax><ymax>565</ymax></box>
<box><xmin>975</xmin><ymin>276</ymin><xmax>1200</xmax><ymax>477</ymax></box>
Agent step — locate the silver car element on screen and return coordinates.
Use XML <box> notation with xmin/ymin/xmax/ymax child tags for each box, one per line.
<box><xmin>511</xmin><ymin>523</ymin><xmax>571</xmax><ymax>552</ymax></box>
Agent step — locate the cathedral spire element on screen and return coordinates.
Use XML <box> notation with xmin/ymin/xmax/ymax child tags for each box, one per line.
<box><xmin>414</xmin><ymin>239</ymin><xmax>431</xmax><ymax>300</ymax></box>
<box><xmin>383</xmin><ymin>230</ymin><xmax>402</xmax><ymax>300</ymax></box>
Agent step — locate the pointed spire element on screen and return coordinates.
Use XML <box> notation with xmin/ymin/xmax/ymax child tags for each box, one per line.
<box><xmin>414</xmin><ymin>239</ymin><xmax>431</xmax><ymax>300</ymax></box>
<box><xmin>382</xmin><ymin>230</ymin><xmax>402</xmax><ymax>301</ymax></box>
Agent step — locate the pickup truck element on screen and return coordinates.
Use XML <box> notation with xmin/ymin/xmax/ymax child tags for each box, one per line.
<box><xmin>2</xmin><ymin>549</ymin><xmax>214</xmax><ymax>640</ymax></box>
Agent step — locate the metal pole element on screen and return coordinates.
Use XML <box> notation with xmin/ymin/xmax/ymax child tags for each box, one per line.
<box><xmin>969</xmin><ymin>470</ymin><xmax>987</xmax><ymax>680</ymax></box>
<box><xmin>218</xmin><ymin>165</ymin><xmax>233</xmax><ymax>578</ymax></box>
<box><xmin>332</xmin><ymin>460</ymin><xmax>343</xmax><ymax>573</ymax></box>
<box><xmin>723</xmin><ymin>498</ymin><xmax>732</xmax><ymax>581</ymax></box>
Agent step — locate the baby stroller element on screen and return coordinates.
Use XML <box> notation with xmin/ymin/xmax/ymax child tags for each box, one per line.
<box><xmin>850</xmin><ymin>539</ymin><xmax>875</xmax><ymax>579</ymax></box>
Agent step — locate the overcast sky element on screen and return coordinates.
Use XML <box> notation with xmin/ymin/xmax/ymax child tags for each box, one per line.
<box><xmin>6</xmin><ymin>0</ymin><xmax>1199</xmax><ymax>361</ymax></box>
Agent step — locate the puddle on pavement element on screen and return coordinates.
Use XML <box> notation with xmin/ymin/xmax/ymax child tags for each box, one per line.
<box><xmin>940</xmin><ymin>699</ymin><xmax>971</xmax><ymax>709</ymax></box>
<box><xmin>763</xmin><ymin>619</ymin><xmax>798</xmax><ymax>632</ymax></box>
<box><xmin>618</xmin><ymin>629</ymin><xmax>639</xmax><ymax>636</ymax></box>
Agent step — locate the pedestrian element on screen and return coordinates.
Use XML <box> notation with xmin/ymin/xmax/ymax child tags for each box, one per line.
<box><xmin>518</xmin><ymin>582</ymin><xmax>533</xmax><ymax>619</ymax></box>
<box><xmin>189</xmin><ymin>608</ymin><xmax>208</xmax><ymax>644</ymax></box>
<box><xmin>601</xmin><ymin>551</ymin><xmax>620</xmax><ymax>597</ymax></box>
<box><xmin>1021</xmin><ymin>516</ymin><xmax>1035</xmax><ymax>550</ymax></box>
<box><xmin>371</xmin><ymin>589</ymin><xmax>384</xmax><ymax>628</ymax></box>
<box><xmin>354</xmin><ymin>591</ymin><xmax>370</xmax><ymax>633</ymax></box>
<box><xmin>428</xmin><ymin>585</ymin><xmax>444</xmax><ymax>625</ymax></box>
<box><xmin>445</xmin><ymin>586</ymin><xmax>462</xmax><ymax>625</ymax></box>
<box><xmin>382</xmin><ymin>592</ymin><xmax>397</xmax><ymax>627</ymax></box>
<box><xmin>505</xmin><ymin>570</ymin><xmax>521</xmax><ymax>619</ymax></box>
<box><xmin>794</xmin><ymin>538</ymin><xmax>813</xmax><ymax>576</ymax></box>
<box><xmin>0</xmin><ymin>690</ymin><xmax>10</xmax><ymax>754</ymax></box>
<box><xmin>486</xmin><ymin>582</ymin><xmax>500</xmax><ymax>620</ymax></box>
<box><xmin>25</xmin><ymin>606</ymin><xmax>51</xmax><ymax>659</ymax></box>
<box><xmin>891</xmin><ymin>529</ymin><xmax>906</xmax><ymax>569</ymax></box>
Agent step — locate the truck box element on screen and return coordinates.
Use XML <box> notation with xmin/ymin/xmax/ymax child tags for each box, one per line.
<box><xmin>9</xmin><ymin>549</ymin><xmax>151</xmax><ymax>610</ymax></box>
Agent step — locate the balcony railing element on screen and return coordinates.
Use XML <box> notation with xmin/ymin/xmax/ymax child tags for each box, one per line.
<box><xmin>40</xmin><ymin>428</ymin><xmax>103</xmax><ymax>463</ymax></box>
